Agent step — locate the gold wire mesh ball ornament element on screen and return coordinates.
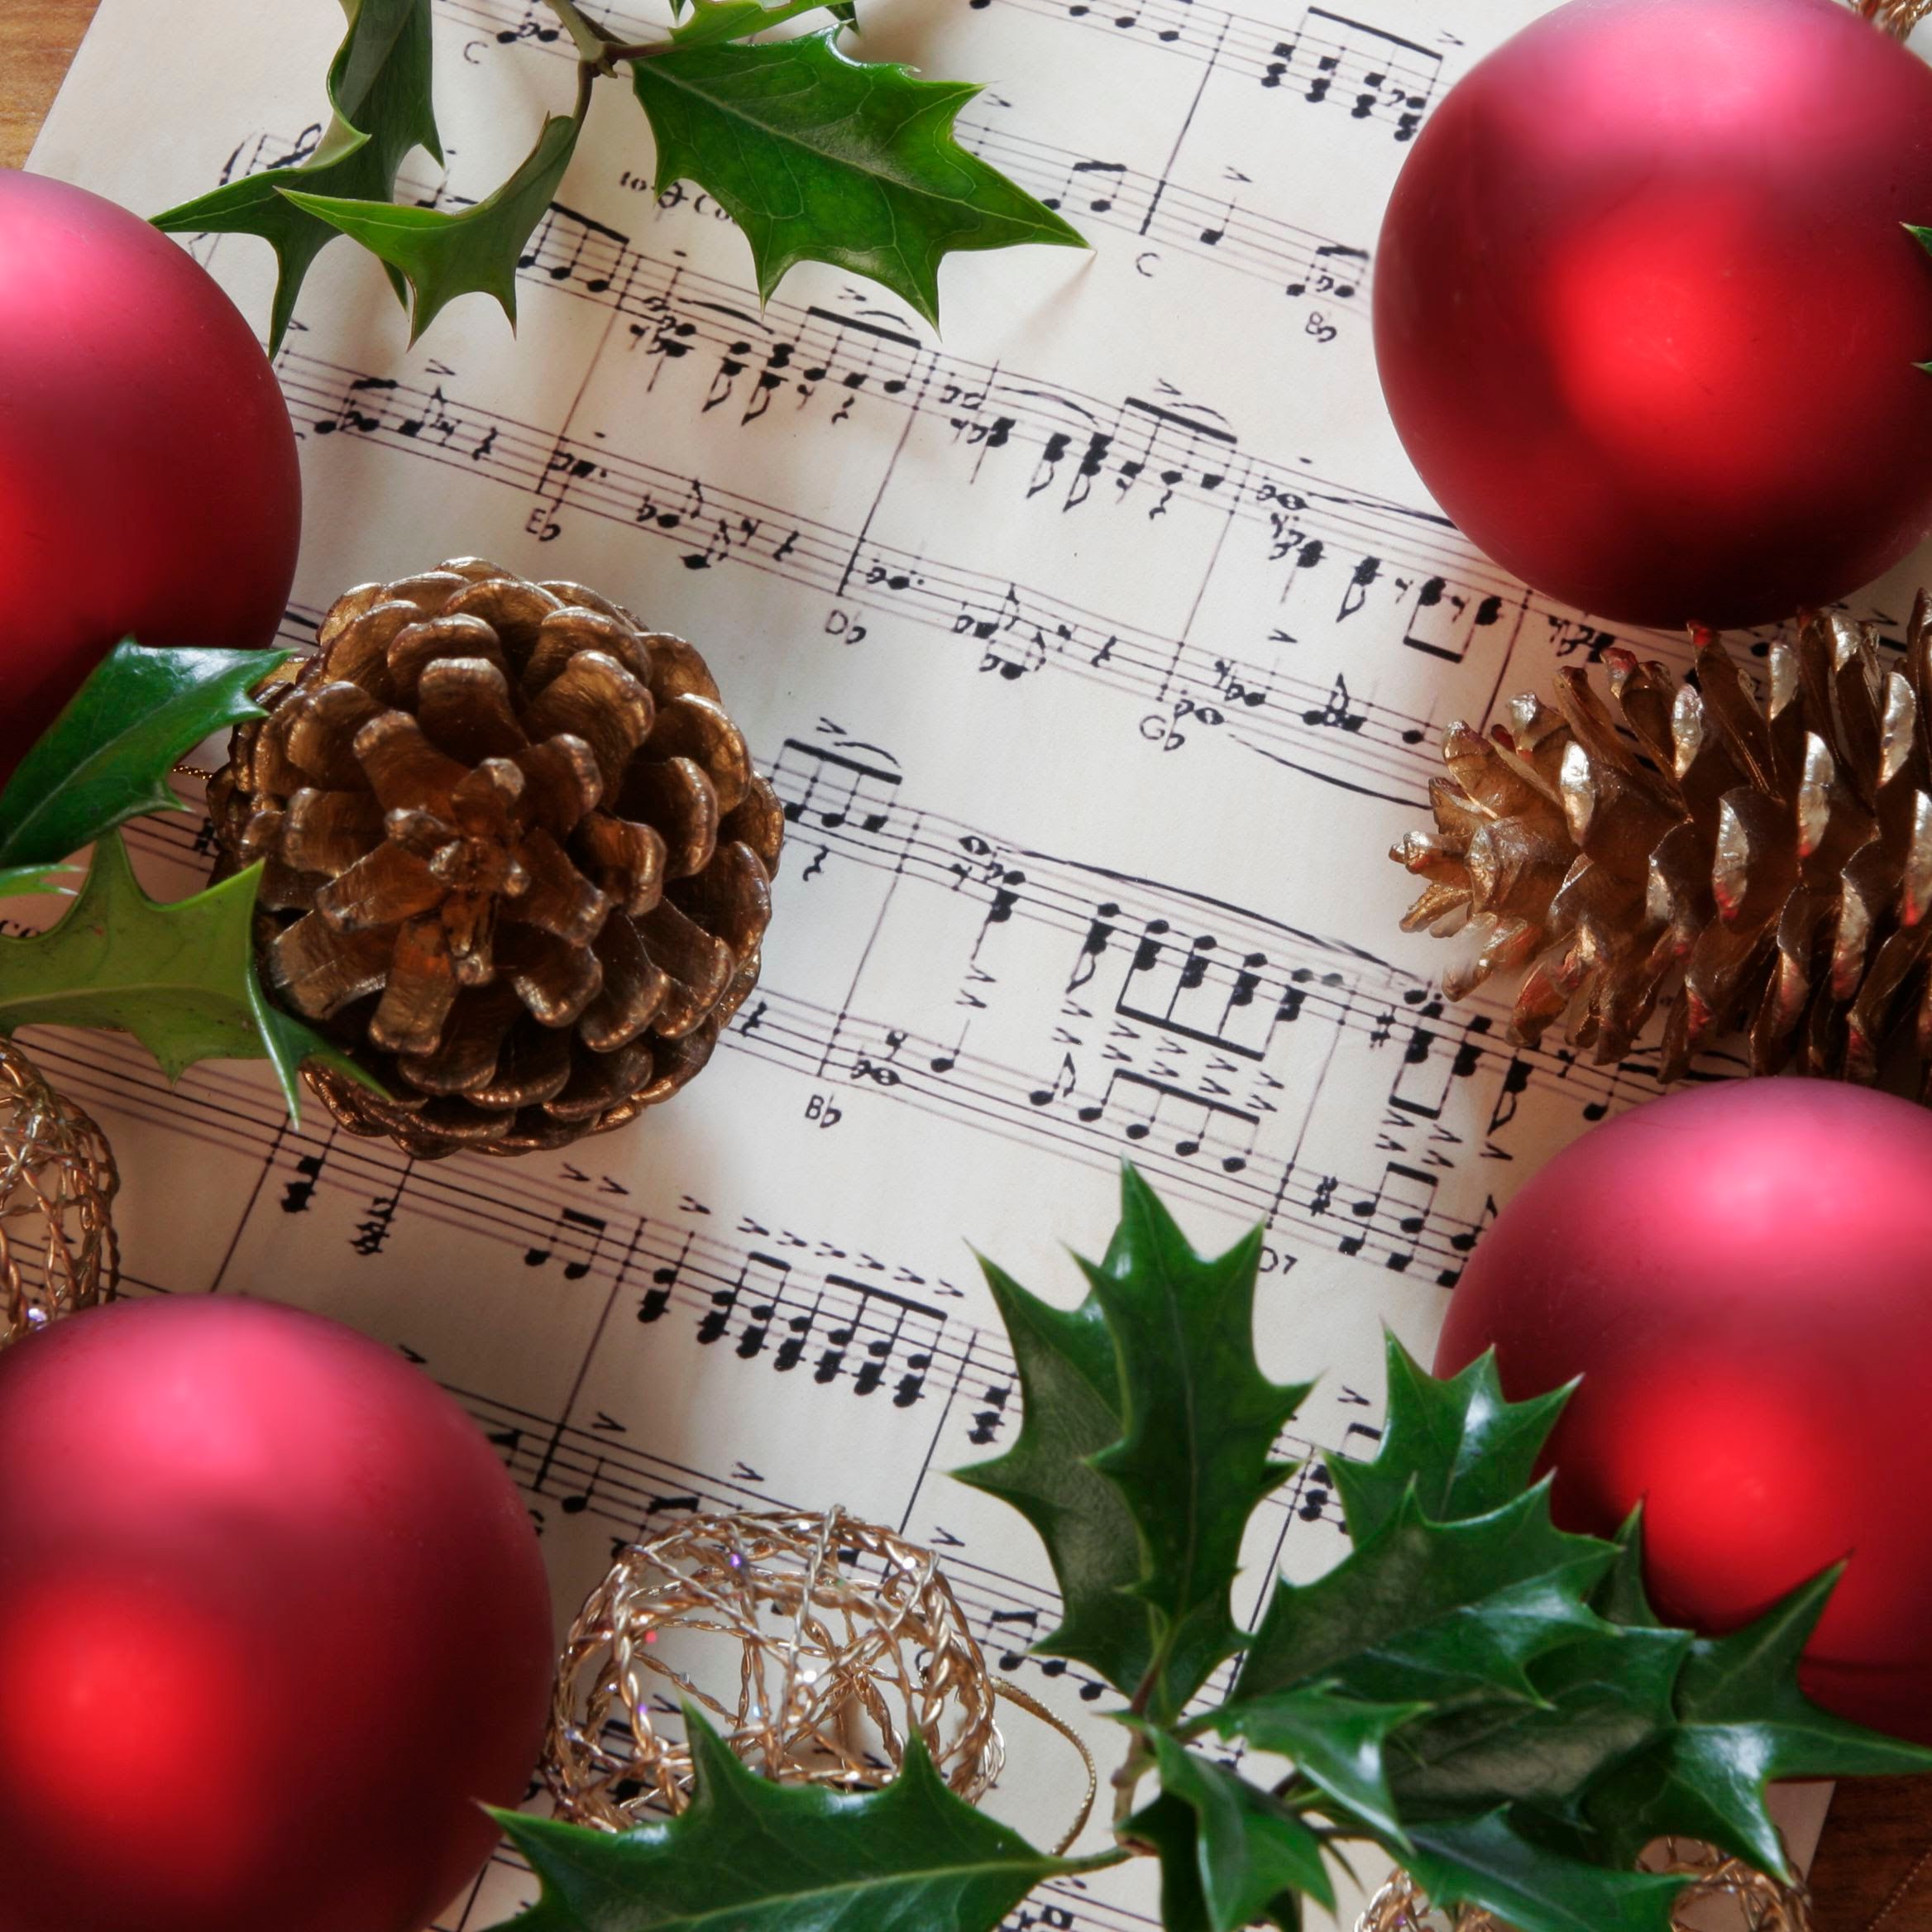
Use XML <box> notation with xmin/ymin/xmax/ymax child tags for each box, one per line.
<box><xmin>1356</xmin><ymin>1842</ymin><xmax>1810</xmax><ymax>1932</ymax></box>
<box><xmin>545</xmin><ymin>1507</ymin><xmax>1096</xmax><ymax>1850</ymax></box>
<box><xmin>0</xmin><ymin>1037</ymin><xmax>119</xmax><ymax>1346</ymax></box>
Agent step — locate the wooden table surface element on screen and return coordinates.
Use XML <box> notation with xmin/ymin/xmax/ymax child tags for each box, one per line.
<box><xmin>6</xmin><ymin>0</ymin><xmax>1932</xmax><ymax>1925</ymax></box>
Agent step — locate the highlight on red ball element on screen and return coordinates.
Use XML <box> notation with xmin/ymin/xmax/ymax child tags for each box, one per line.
<box><xmin>1437</xmin><ymin>1079</ymin><xmax>1932</xmax><ymax>1746</ymax></box>
<box><xmin>0</xmin><ymin>1298</ymin><xmax>553</xmax><ymax>1932</ymax></box>
<box><xmin>1373</xmin><ymin>0</ymin><xmax>1932</xmax><ymax>629</ymax></box>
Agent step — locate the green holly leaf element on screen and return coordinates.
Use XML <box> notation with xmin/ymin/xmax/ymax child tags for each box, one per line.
<box><xmin>0</xmin><ymin>834</ymin><xmax>375</xmax><ymax>1121</ymax></box>
<box><xmin>1406</xmin><ymin>1809</ymin><xmax>1686</xmax><ymax>1932</ymax></box>
<box><xmin>154</xmin><ymin>0</ymin><xmax>442</xmax><ymax>350</ymax></box>
<box><xmin>627</xmin><ymin>31</ymin><xmax>1083</xmax><ymax>329</ymax></box>
<box><xmin>1083</xmin><ymin>1165</ymin><xmax>1311</xmax><ymax>1720</ymax></box>
<box><xmin>0</xmin><ymin>641</ymin><xmax>290</xmax><ymax>875</ymax></box>
<box><xmin>0</xmin><ymin>867</ymin><xmax>78</xmax><ymax>901</ymax></box>
<box><xmin>1332</xmin><ymin>1336</ymin><xmax>1574</xmax><ymax>1543</ymax></box>
<box><xmin>1123</xmin><ymin>1793</ymin><xmax>1214</xmax><ymax>1932</ymax></box>
<box><xmin>1585</xmin><ymin>1568</ymin><xmax>1932</xmax><ymax>1879</ymax></box>
<box><xmin>952</xmin><ymin>1255</ymin><xmax>1154</xmax><ymax>1699</ymax></box>
<box><xmin>1208</xmin><ymin>1684</ymin><xmax>1425</xmax><ymax>1845</ymax></box>
<box><xmin>282</xmin><ymin>109</ymin><xmax>582</xmax><ymax>342</ymax></box>
<box><xmin>496</xmin><ymin>1707</ymin><xmax>1078</xmax><ymax>1930</ymax></box>
<box><xmin>1384</xmin><ymin>1620</ymin><xmax>1691</xmax><ymax>1823</ymax></box>
<box><xmin>1143</xmin><ymin>1728</ymin><xmax>1333</xmax><ymax>1930</ymax></box>
<box><xmin>1591</xmin><ymin>1510</ymin><xmax>1664</xmax><ymax>1630</ymax></box>
<box><xmin>666</xmin><ymin>0</ymin><xmax>854</xmax><ymax>48</ymax></box>
<box><xmin>1233</xmin><ymin>1485</ymin><xmax>1616</xmax><ymax>1713</ymax></box>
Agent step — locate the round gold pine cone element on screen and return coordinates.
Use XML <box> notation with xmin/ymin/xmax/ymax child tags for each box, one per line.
<box><xmin>210</xmin><ymin>558</ymin><xmax>782</xmax><ymax>1159</ymax></box>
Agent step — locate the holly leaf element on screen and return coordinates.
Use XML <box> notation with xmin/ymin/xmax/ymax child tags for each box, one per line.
<box><xmin>667</xmin><ymin>0</ymin><xmax>855</xmax><ymax>49</ymax></box>
<box><xmin>0</xmin><ymin>641</ymin><xmax>290</xmax><ymax>874</ymax></box>
<box><xmin>1585</xmin><ymin>1568</ymin><xmax>1932</xmax><ymax>1878</ymax></box>
<box><xmin>1083</xmin><ymin>1165</ymin><xmax>1310</xmax><ymax>1720</ymax></box>
<box><xmin>1332</xmin><ymin>1335</ymin><xmax>1574</xmax><ymax>1543</ymax></box>
<box><xmin>1591</xmin><ymin>1510</ymin><xmax>1663</xmax><ymax>1630</ymax></box>
<box><xmin>0</xmin><ymin>834</ymin><xmax>375</xmax><ymax>1121</ymax></box>
<box><xmin>1406</xmin><ymin>1809</ymin><xmax>1686</xmax><ymax>1932</ymax></box>
<box><xmin>1208</xmin><ymin>1684</ymin><xmax>1425</xmax><ymax>1845</ymax></box>
<box><xmin>1144</xmin><ymin>1729</ymin><xmax>1333</xmax><ymax>1930</ymax></box>
<box><xmin>282</xmin><ymin>109</ymin><xmax>582</xmax><ymax>342</ymax></box>
<box><xmin>154</xmin><ymin>0</ymin><xmax>442</xmax><ymax>351</ymax></box>
<box><xmin>0</xmin><ymin>867</ymin><xmax>78</xmax><ymax>901</ymax></box>
<box><xmin>496</xmin><ymin>1707</ymin><xmax>1075</xmax><ymax>1930</ymax></box>
<box><xmin>1122</xmin><ymin>1793</ymin><xmax>1214</xmax><ymax>1932</ymax></box>
<box><xmin>952</xmin><ymin>1255</ymin><xmax>1155</xmax><ymax>1700</ymax></box>
<box><xmin>1383</xmin><ymin>1620</ymin><xmax>1691</xmax><ymax>1823</ymax></box>
<box><xmin>1233</xmin><ymin>1485</ymin><xmax>1617</xmax><ymax>1713</ymax></box>
<box><xmin>627</xmin><ymin>31</ymin><xmax>1083</xmax><ymax>329</ymax></box>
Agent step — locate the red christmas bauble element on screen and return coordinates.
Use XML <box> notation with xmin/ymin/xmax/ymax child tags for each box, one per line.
<box><xmin>1374</xmin><ymin>0</ymin><xmax>1932</xmax><ymax>629</ymax></box>
<box><xmin>1436</xmin><ymin>1079</ymin><xmax>1932</xmax><ymax>1743</ymax></box>
<box><xmin>0</xmin><ymin>172</ymin><xmax>301</xmax><ymax>779</ymax></box>
<box><xmin>0</xmin><ymin>1298</ymin><xmax>554</xmax><ymax>1932</ymax></box>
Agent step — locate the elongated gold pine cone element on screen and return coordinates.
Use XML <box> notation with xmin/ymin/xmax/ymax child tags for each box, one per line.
<box><xmin>211</xmin><ymin>558</ymin><xmax>782</xmax><ymax>1158</ymax></box>
<box><xmin>1391</xmin><ymin>601</ymin><xmax>1932</xmax><ymax>1093</ymax></box>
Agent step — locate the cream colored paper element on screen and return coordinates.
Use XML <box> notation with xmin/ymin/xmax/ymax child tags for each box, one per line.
<box><xmin>26</xmin><ymin>0</ymin><xmax>1842</xmax><ymax>1920</ymax></box>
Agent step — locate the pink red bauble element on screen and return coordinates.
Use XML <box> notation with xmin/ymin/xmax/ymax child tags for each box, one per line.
<box><xmin>1436</xmin><ymin>1080</ymin><xmax>1932</xmax><ymax>1744</ymax></box>
<box><xmin>0</xmin><ymin>1298</ymin><xmax>553</xmax><ymax>1932</ymax></box>
<box><xmin>1374</xmin><ymin>0</ymin><xmax>1932</xmax><ymax>630</ymax></box>
<box><xmin>0</xmin><ymin>172</ymin><xmax>301</xmax><ymax>781</ymax></box>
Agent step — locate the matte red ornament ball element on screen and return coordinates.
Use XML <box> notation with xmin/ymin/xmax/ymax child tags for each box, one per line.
<box><xmin>0</xmin><ymin>171</ymin><xmax>301</xmax><ymax>780</ymax></box>
<box><xmin>1374</xmin><ymin>0</ymin><xmax>1932</xmax><ymax>630</ymax></box>
<box><xmin>1435</xmin><ymin>1079</ymin><xmax>1932</xmax><ymax>1743</ymax></box>
<box><xmin>0</xmin><ymin>1298</ymin><xmax>554</xmax><ymax>1932</ymax></box>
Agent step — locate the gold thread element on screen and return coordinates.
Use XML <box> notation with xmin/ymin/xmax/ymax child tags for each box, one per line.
<box><xmin>546</xmin><ymin>1507</ymin><xmax>1037</xmax><ymax>1830</ymax></box>
<box><xmin>0</xmin><ymin>1038</ymin><xmax>119</xmax><ymax>1346</ymax></box>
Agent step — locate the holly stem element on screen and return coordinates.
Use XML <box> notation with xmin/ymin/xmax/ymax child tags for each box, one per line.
<box><xmin>542</xmin><ymin>0</ymin><xmax>616</xmax><ymax>63</ymax></box>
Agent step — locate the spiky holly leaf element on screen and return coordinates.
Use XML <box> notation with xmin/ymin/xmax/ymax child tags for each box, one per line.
<box><xmin>1143</xmin><ymin>1728</ymin><xmax>1331</xmax><ymax>1930</ymax></box>
<box><xmin>283</xmin><ymin>109</ymin><xmax>582</xmax><ymax>341</ymax></box>
<box><xmin>1208</xmin><ymin>1684</ymin><xmax>1424</xmax><ymax>1844</ymax></box>
<box><xmin>1585</xmin><ymin>1568</ymin><xmax>1932</xmax><ymax>1879</ymax></box>
<box><xmin>1123</xmin><ymin>1792</ymin><xmax>1213</xmax><ymax>1932</ymax></box>
<box><xmin>1333</xmin><ymin>1335</ymin><xmax>1574</xmax><ymax>1543</ymax></box>
<box><xmin>1591</xmin><ymin>1510</ymin><xmax>1663</xmax><ymax>1630</ymax></box>
<box><xmin>154</xmin><ymin>0</ymin><xmax>442</xmax><ymax>350</ymax></box>
<box><xmin>0</xmin><ymin>867</ymin><xmax>77</xmax><ymax>901</ymax></box>
<box><xmin>496</xmin><ymin>1708</ymin><xmax>1078</xmax><ymax>1931</ymax></box>
<box><xmin>0</xmin><ymin>642</ymin><xmax>291</xmax><ymax>875</ymax></box>
<box><xmin>1233</xmin><ymin>1484</ymin><xmax>1616</xmax><ymax>1713</ymax></box>
<box><xmin>952</xmin><ymin>1256</ymin><xmax>1154</xmax><ymax>1699</ymax></box>
<box><xmin>1406</xmin><ymin>1809</ymin><xmax>1685</xmax><ymax>1932</ymax></box>
<box><xmin>1383</xmin><ymin>1619</ymin><xmax>1690</xmax><ymax>1822</ymax></box>
<box><xmin>666</xmin><ymin>0</ymin><xmax>856</xmax><ymax>48</ymax></box>
<box><xmin>627</xmin><ymin>31</ymin><xmax>1083</xmax><ymax>329</ymax></box>
<box><xmin>0</xmin><ymin>834</ymin><xmax>376</xmax><ymax>1121</ymax></box>
<box><xmin>1081</xmin><ymin>1165</ymin><xmax>1310</xmax><ymax>1720</ymax></box>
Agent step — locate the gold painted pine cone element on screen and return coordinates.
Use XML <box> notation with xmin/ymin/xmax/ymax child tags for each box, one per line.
<box><xmin>211</xmin><ymin>558</ymin><xmax>782</xmax><ymax>1158</ymax></box>
<box><xmin>1392</xmin><ymin>601</ymin><xmax>1932</xmax><ymax>1094</ymax></box>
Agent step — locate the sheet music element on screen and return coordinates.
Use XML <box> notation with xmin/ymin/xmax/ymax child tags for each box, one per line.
<box><xmin>26</xmin><ymin>0</ymin><xmax>1838</xmax><ymax>1920</ymax></box>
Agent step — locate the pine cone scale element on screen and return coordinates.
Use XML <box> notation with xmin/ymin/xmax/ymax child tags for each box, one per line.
<box><xmin>1392</xmin><ymin>600</ymin><xmax>1932</xmax><ymax>1094</ymax></box>
<box><xmin>216</xmin><ymin>560</ymin><xmax>780</xmax><ymax>1157</ymax></box>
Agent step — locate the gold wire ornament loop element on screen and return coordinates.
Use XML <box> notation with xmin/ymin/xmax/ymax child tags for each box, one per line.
<box><xmin>546</xmin><ymin>1507</ymin><xmax>1084</xmax><ymax>1838</ymax></box>
<box><xmin>1356</xmin><ymin>1840</ymin><xmax>1811</xmax><ymax>1932</ymax></box>
<box><xmin>0</xmin><ymin>1038</ymin><xmax>119</xmax><ymax>1347</ymax></box>
<box><xmin>1859</xmin><ymin>0</ymin><xmax>1932</xmax><ymax>37</ymax></box>
<box><xmin>992</xmin><ymin>1677</ymin><xmax>1099</xmax><ymax>1855</ymax></box>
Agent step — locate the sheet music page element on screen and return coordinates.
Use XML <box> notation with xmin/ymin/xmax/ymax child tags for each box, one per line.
<box><xmin>25</xmin><ymin>0</ymin><xmax>1836</xmax><ymax>1920</ymax></box>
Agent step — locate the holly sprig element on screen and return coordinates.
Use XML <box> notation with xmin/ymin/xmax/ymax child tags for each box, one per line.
<box><xmin>155</xmin><ymin>0</ymin><xmax>1084</xmax><ymax>347</ymax></box>
<box><xmin>500</xmin><ymin>1167</ymin><xmax>1932</xmax><ymax>1932</ymax></box>
<box><xmin>0</xmin><ymin>645</ymin><xmax>379</xmax><ymax>1121</ymax></box>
